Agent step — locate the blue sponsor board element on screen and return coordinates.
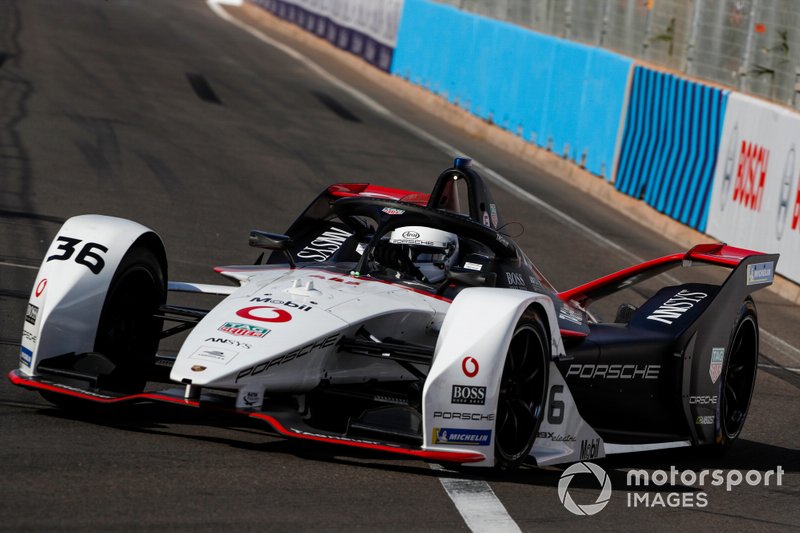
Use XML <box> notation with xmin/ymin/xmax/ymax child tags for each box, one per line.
<box><xmin>615</xmin><ymin>66</ymin><xmax>729</xmax><ymax>231</ymax></box>
<box><xmin>20</xmin><ymin>346</ymin><xmax>33</xmax><ymax>367</ymax></box>
<box><xmin>432</xmin><ymin>427</ymin><xmax>491</xmax><ymax>446</ymax></box>
<box><xmin>391</xmin><ymin>0</ymin><xmax>631</xmax><ymax>179</ymax></box>
<box><xmin>746</xmin><ymin>261</ymin><xmax>774</xmax><ymax>285</ymax></box>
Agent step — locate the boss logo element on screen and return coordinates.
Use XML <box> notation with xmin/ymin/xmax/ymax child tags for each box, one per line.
<box><xmin>25</xmin><ymin>304</ymin><xmax>39</xmax><ymax>326</ymax></box>
<box><xmin>451</xmin><ymin>385</ymin><xmax>486</xmax><ymax>405</ymax></box>
<box><xmin>506</xmin><ymin>272</ymin><xmax>526</xmax><ymax>287</ymax></box>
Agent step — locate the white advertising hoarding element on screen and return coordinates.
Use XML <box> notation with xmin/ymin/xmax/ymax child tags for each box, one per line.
<box><xmin>706</xmin><ymin>93</ymin><xmax>800</xmax><ymax>284</ymax></box>
<box><xmin>288</xmin><ymin>0</ymin><xmax>404</xmax><ymax>46</ymax></box>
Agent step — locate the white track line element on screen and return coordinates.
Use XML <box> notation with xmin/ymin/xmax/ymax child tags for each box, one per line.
<box><xmin>208</xmin><ymin>0</ymin><xmax>800</xmax><ymax>368</ymax></box>
<box><xmin>759</xmin><ymin>363</ymin><xmax>800</xmax><ymax>373</ymax></box>
<box><xmin>0</xmin><ymin>261</ymin><xmax>38</xmax><ymax>270</ymax></box>
<box><xmin>430</xmin><ymin>464</ymin><xmax>522</xmax><ymax>532</ymax></box>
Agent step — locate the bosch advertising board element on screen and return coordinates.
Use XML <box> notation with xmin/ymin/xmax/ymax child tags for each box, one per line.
<box><xmin>706</xmin><ymin>93</ymin><xmax>800</xmax><ymax>284</ymax></box>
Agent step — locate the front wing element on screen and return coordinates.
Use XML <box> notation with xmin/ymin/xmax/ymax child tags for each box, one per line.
<box><xmin>8</xmin><ymin>369</ymin><xmax>485</xmax><ymax>464</ymax></box>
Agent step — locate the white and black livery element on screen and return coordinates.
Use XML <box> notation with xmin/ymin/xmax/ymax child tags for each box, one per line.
<box><xmin>9</xmin><ymin>158</ymin><xmax>778</xmax><ymax>468</ymax></box>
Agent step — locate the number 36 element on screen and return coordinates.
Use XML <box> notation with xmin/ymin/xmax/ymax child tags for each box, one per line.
<box><xmin>47</xmin><ymin>236</ymin><xmax>108</xmax><ymax>275</ymax></box>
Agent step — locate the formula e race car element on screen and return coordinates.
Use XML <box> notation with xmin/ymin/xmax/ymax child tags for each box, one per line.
<box><xmin>9</xmin><ymin>158</ymin><xmax>779</xmax><ymax>468</ymax></box>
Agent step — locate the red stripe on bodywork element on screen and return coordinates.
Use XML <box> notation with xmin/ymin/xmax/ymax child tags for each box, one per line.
<box><xmin>559</xmin><ymin>243</ymin><xmax>765</xmax><ymax>305</ymax></box>
<box><xmin>327</xmin><ymin>183</ymin><xmax>429</xmax><ymax>205</ymax></box>
<box><xmin>559</xmin><ymin>328</ymin><xmax>588</xmax><ymax>338</ymax></box>
<box><xmin>7</xmin><ymin>370</ymin><xmax>484</xmax><ymax>463</ymax></box>
<box><xmin>246</xmin><ymin>412</ymin><xmax>484</xmax><ymax>463</ymax></box>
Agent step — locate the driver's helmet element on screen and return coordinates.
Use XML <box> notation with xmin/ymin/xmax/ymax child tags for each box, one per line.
<box><xmin>387</xmin><ymin>226</ymin><xmax>459</xmax><ymax>283</ymax></box>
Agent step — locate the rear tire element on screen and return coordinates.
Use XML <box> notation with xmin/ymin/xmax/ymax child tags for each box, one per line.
<box><xmin>40</xmin><ymin>245</ymin><xmax>165</xmax><ymax>406</ymax></box>
<box><xmin>717</xmin><ymin>298</ymin><xmax>759</xmax><ymax>446</ymax></box>
<box><xmin>494</xmin><ymin>308</ymin><xmax>549</xmax><ymax>470</ymax></box>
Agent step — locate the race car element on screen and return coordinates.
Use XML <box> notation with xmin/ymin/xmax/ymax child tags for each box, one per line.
<box><xmin>9</xmin><ymin>158</ymin><xmax>778</xmax><ymax>469</ymax></box>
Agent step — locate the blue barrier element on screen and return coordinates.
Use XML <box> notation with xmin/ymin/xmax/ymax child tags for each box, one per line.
<box><xmin>615</xmin><ymin>66</ymin><xmax>728</xmax><ymax>231</ymax></box>
<box><xmin>391</xmin><ymin>0</ymin><xmax>632</xmax><ymax>179</ymax></box>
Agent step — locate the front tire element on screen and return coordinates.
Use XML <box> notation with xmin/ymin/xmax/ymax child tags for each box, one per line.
<box><xmin>494</xmin><ymin>308</ymin><xmax>549</xmax><ymax>469</ymax></box>
<box><xmin>40</xmin><ymin>245</ymin><xmax>165</xmax><ymax>406</ymax></box>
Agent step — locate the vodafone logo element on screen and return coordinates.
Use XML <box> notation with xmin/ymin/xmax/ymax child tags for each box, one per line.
<box><xmin>462</xmin><ymin>356</ymin><xmax>479</xmax><ymax>378</ymax></box>
<box><xmin>35</xmin><ymin>279</ymin><xmax>47</xmax><ymax>298</ymax></box>
<box><xmin>236</xmin><ymin>306</ymin><xmax>292</xmax><ymax>323</ymax></box>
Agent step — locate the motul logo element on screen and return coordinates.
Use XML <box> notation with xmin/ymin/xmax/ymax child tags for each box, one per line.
<box><xmin>732</xmin><ymin>141</ymin><xmax>769</xmax><ymax>212</ymax></box>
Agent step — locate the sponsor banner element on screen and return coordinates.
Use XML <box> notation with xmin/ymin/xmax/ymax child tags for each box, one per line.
<box><xmin>390</xmin><ymin>0</ymin><xmax>631</xmax><ymax>180</ymax></box>
<box><xmin>706</xmin><ymin>93</ymin><xmax>800</xmax><ymax>284</ymax></box>
<box><xmin>250</xmin><ymin>0</ymin><xmax>403</xmax><ymax>71</ymax></box>
<box><xmin>615</xmin><ymin>66</ymin><xmax>729</xmax><ymax>231</ymax></box>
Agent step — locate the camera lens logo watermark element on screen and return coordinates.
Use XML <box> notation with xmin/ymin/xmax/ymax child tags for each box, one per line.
<box><xmin>558</xmin><ymin>462</ymin><xmax>612</xmax><ymax>516</ymax></box>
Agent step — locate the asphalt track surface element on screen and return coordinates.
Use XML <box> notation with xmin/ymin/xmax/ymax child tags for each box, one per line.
<box><xmin>0</xmin><ymin>1</ymin><xmax>798</xmax><ymax>531</ymax></box>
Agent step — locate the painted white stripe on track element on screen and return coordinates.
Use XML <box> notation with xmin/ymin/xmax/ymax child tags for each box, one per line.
<box><xmin>758</xmin><ymin>363</ymin><xmax>800</xmax><ymax>373</ymax></box>
<box><xmin>430</xmin><ymin>464</ymin><xmax>522</xmax><ymax>533</ymax></box>
<box><xmin>0</xmin><ymin>262</ymin><xmax>38</xmax><ymax>270</ymax></box>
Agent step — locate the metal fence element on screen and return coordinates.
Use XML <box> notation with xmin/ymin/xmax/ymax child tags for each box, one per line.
<box><xmin>436</xmin><ymin>0</ymin><xmax>800</xmax><ymax>109</ymax></box>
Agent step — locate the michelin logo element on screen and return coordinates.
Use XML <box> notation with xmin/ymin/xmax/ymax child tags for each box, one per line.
<box><xmin>432</xmin><ymin>428</ymin><xmax>491</xmax><ymax>446</ymax></box>
<box><xmin>746</xmin><ymin>262</ymin><xmax>774</xmax><ymax>285</ymax></box>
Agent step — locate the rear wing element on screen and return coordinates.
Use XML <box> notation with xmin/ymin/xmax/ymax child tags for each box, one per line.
<box><xmin>558</xmin><ymin>244</ymin><xmax>777</xmax><ymax>307</ymax></box>
<box><xmin>327</xmin><ymin>183</ymin><xmax>430</xmax><ymax>206</ymax></box>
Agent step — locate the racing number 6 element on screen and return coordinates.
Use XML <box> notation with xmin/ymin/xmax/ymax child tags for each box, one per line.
<box><xmin>47</xmin><ymin>236</ymin><xmax>108</xmax><ymax>274</ymax></box>
<box><xmin>547</xmin><ymin>385</ymin><xmax>565</xmax><ymax>425</ymax></box>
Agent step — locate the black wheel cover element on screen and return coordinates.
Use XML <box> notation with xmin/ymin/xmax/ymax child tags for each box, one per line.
<box><xmin>495</xmin><ymin>312</ymin><xmax>548</xmax><ymax>468</ymax></box>
<box><xmin>721</xmin><ymin>312</ymin><xmax>758</xmax><ymax>440</ymax></box>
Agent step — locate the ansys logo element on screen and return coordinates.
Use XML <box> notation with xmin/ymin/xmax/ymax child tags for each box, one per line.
<box><xmin>558</xmin><ymin>462</ymin><xmax>612</xmax><ymax>516</ymax></box>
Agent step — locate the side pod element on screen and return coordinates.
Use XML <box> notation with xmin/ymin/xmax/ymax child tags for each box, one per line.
<box><xmin>19</xmin><ymin>215</ymin><xmax>166</xmax><ymax>376</ymax></box>
<box><xmin>421</xmin><ymin>287</ymin><xmax>564</xmax><ymax>467</ymax></box>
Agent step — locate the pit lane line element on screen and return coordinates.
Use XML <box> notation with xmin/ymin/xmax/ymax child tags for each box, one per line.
<box><xmin>215</xmin><ymin>1</ymin><xmax>800</xmax><ymax>371</ymax></box>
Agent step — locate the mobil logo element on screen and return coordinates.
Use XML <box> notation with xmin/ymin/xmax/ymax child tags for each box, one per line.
<box><xmin>732</xmin><ymin>139</ymin><xmax>769</xmax><ymax>212</ymax></box>
<box><xmin>236</xmin><ymin>306</ymin><xmax>292</xmax><ymax>323</ymax></box>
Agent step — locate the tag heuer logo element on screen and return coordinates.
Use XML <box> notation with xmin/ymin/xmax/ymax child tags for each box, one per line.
<box><xmin>451</xmin><ymin>385</ymin><xmax>486</xmax><ymax>405</ymax></box>
<box><xmin>25</xmin><ymin>304</ymin><xmax>39</xmax><ymax>326</ymax></box>
<box><xmin>709</xmin><ymin>347</ymin><xmax>725</xmax><ymax>384</ymax></box>
<box><xmin>218</xmin><ymin>322</ymin><xmax>269</xmax><ymax>338</ymax></box>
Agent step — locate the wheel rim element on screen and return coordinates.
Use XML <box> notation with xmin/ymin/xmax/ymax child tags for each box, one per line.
<box><xmin>496</xmin><ymin>324</ymin><xmax>547</xmax><ymax>463</ymax></box>
<box><xmin>722</xmin><ymin>315</ymin><xmax>758</xmax><ymax>439</ymax></box>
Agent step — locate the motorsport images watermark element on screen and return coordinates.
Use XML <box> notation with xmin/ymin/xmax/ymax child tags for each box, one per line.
<box><xmin>558</xmin><ymin>462</ymin><xmax>785</xmax><ymax>514</ymax></box>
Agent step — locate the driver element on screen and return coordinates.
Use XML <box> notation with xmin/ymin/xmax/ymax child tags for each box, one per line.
<box><xmin>373</xmin><ymin>226</ymin><xmax>459</xmax><ymax>283</ymax></box>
